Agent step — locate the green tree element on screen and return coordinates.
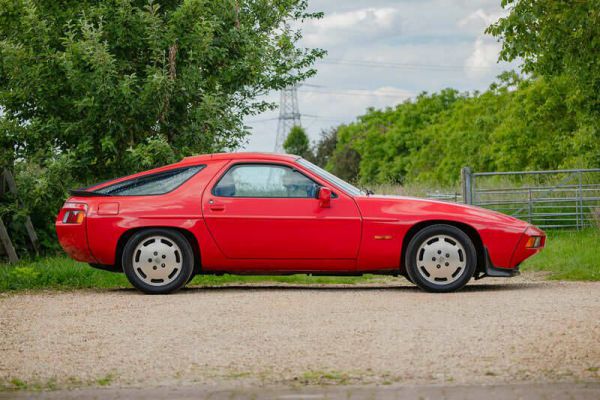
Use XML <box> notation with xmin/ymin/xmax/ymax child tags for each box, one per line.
<box><xmin>487</xmin><ymin>0</ymin><xmax>600</xmax><ymax>166</ymax></box>
<box><xmin>0</xmin><ymin>0</ymin><xmax>324</xmax><ymax>179</ymax></box>
<box><xmin>283</xmin><ymin>125</ymin><xmax>312</xmax><ymax>158</ymax></box>
<box><xmin>328</xmin><ymin>144</ymin><xmax>360</xmax><ymax>183</ymax></box>
<box><xmin>0</xmin><ymin>0</ymin><xmax>324</xmax><ymax>251</ymax></box>
<box><xmin>486</xmin><ymin>0</ymin><xmax>599</xmax><ymax>87</ymax></box>
<box><xmin>311</xmin><ymin>128</ymin><xmax>338</xmax><ymax>167</ymax></box>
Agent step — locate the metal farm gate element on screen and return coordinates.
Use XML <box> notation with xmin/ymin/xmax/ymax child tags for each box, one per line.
<box><xmin>461</xmin><ymin>167</ymin><xmax>600</xmax><ymax>230</ymax></box>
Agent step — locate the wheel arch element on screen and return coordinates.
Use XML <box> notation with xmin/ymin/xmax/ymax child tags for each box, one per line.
<box><xmin>114</xmin><ymin>226</ymin><xmax>201</xmax><ymax>274</ymax></box>
<box><xmin>400</xmin><ymin>220</ymin><xmax>485</xmax><ymax>274</ymax></box>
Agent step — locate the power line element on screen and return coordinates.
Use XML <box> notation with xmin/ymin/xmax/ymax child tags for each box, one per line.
<box><xmin>301</xmin><ymin>114</ymin><xmax>346</xmax><ymax>122</ymax></box>
<box><xmin>299</xmin><ymin>88</ymin><xmax>410</xmax><ymax>99</ymax></box>
<box><xmin>321</xmin><ymin>58</ymin><xmax>506</xmax><ymax>72</ymax></box>
<box><xmin>245</xmin><ymin>117</ymin><xmax>279</xmax><ymax>123</ymax></box>
<box><xmin>247</xmin><ymin>113</ymin><xmax>346</xmax><ymax>124</ymax></box>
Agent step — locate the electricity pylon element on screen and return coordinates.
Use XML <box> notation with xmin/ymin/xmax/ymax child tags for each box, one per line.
<box><xmin>274</xmin><ymin>84</ymin><xmax>301</xmax><ymax>152</ymax></box>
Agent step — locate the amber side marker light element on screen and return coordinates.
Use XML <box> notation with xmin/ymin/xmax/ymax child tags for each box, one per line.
<box><xmin>525</xmin><ymin>236</ymin><xmax>543</xmax><ymax>248</ymax></box>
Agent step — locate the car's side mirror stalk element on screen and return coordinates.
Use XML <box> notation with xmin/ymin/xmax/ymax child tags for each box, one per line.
<box><xmin>317</xmin><ymin>187</ymin><xmax>332</xmax><ymax>208</ymax></box>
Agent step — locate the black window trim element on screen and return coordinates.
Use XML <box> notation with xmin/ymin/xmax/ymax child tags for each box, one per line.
<box><xmin>211</xmin><ymin>162</ymin><xmax>337</xmax><ymax>199</ymax></box>
<box><xmin>88</xmin><ymin>164</ymin><xmax>206</xmax><ymax>197</ymax></box>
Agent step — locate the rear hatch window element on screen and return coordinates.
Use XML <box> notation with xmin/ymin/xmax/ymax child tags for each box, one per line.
<box><xmin>93</xmin><ymin>165</ymin><xmax>204</xmax><ymax>196</ymax></box>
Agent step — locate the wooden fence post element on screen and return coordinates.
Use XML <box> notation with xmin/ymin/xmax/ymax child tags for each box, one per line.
<box><xmin>2</xmin><ymin>170</ymin><xmax>40</xmax><ymax>254</ymax></box>
<box><xmin>0</xmin><ymin>217</ymin><xmax>18</xmax><ymax>263</ymax></box>
<box><xmin>0</xmin><ymin>169</ymin><xmax>40</xmax><ymax>262</ymax></box>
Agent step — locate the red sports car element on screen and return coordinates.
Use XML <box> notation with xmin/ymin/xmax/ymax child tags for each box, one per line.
<box><xmin>56</xmin><ymin>153</ymin><xmax>545</xmax><ymax>294</ymax></box>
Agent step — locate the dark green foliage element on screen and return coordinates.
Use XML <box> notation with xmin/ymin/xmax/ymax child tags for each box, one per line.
<box><xmin>283</xmin><ymin>125</ymin><xmax>312</xmax><ymax>158</ymax></box>
<box><xmin>328</xmin><ymin>143</ymin><xmax>361</xmax><ymax>183</ymax></box>
<box><xmin>0</xmin><ymin>0</ymin><xmax>324</xmax><ymax>252</ymax></box>
<box><xmin>311</xmin><ymin>128</ymin><xmax>337</xmax><ymax>167</ymax></box>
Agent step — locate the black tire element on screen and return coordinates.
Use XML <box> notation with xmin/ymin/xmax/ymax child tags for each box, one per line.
<box><xmin>122</xmin><ymin>228</ymin><xmax>195</xmax><ymax>294</ymax></box>
<box><xmin>405</xmin><ymin>224</ymin><xmax>477</xmax><ymax>293</ymax></box>
<box><xmin>186</xmin><ymin>272</ymin><xmax>196</xmax><ymax>285</ymax></box>
<box><xmin>401</xmin><ymin>273</ymin><xmax>413</xmax><ymax>283</ymax></box>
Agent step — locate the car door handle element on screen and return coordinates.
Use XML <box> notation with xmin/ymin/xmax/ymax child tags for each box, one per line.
<box><xmin>208</xmin><ymin>201</ymin><xmax>225</xmax><ymax>211</ymax></box>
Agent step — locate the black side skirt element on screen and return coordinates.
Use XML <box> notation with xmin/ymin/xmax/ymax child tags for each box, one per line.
<box><xmin>89</xmin><ymin>263</ymin><xmax>122</xmax><ymax>273</ymax></box>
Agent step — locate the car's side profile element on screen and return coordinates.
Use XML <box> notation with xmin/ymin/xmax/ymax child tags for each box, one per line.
<box><xmin>56</xmin><ymin>153</ymin><xmax>545</xmax><ymax>294</ymax></box>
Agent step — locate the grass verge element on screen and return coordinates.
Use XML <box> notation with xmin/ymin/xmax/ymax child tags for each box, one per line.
<box><xmin>0</xmin><ymin>256</ymin><xmax>383</xmax><ymax>292</ymax></box>
<box><xmin>0</xmin><ymin>229</ymin><xmax>597</xmax><ymax>291</ymax></box>
<box><xmin>520</xmin><ymin>229</ymin><xmax>600</xmax><ymax>281</ymax></box>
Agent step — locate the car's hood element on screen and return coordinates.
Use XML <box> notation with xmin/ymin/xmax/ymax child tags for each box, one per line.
<box><xmin>354</xmin><ymin>194</ymin><xmax>530</xmax><ymax>229</ymax></box>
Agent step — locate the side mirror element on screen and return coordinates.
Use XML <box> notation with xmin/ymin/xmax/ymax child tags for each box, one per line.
<box><xmin>317</xmin><ymin>187</ymin><xmax>332</xmax><ymax>208</ymax></box>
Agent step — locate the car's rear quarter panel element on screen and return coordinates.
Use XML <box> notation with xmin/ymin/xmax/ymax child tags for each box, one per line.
<box><xmin>82</xmin><ymin>160</ymin><xmax>228</xmax><ymax>266</ymax></box>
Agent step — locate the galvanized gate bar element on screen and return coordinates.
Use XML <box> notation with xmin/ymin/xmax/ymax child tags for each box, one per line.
<box><xmin>461</xmin><ymin>167</ymin><xmax>600</xmax><ymax>230</ymax></box>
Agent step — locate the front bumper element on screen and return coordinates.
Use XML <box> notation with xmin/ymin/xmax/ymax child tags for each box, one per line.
<box><xmin>475</xmin><ymin>247</ymin><xmax>520</xmax><ymax>280</ymax></box>
<box><xmin>476</xmin><ymin>225</ymin><xmax>545</xmax><ymax>279</ymax></box>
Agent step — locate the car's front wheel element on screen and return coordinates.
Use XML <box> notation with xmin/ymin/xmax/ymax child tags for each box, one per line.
<box><xmin>122</xmin><ymin>228</ymin><xmax>194</xmax><ymax>294</ymax></box>
<box><xmin>405</xmin><ymin>224</ymin><xmax>477</xmax><ymax>292</ymax></box>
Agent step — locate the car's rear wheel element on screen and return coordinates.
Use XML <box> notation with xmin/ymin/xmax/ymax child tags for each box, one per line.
<box><xmin>405</xmin><ymin>224</ymin><xmax>477</xmax><ymax>292</ymax></box>
<box><xmin>122</xmin><ymin>229</ymin><xmax>194</xmax><ymax>294</ymax></box>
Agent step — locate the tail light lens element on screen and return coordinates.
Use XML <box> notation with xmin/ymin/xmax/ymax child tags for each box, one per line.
<box><xmin>61</xmin><ymin>202</ymin><xmax>88</xmax><ymax>224</ymax></box>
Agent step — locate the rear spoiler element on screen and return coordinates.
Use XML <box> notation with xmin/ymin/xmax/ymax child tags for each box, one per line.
<box><xmin>68</xmin><ymin>189</ymin><xmax>110</xmax><ymax>197</ymax></box>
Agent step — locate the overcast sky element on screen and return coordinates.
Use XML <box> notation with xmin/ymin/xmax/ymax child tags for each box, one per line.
<box><xmin>242</xmin><ymin>0</ymin><xmax>518</xmax><ymax>152</ymax></box>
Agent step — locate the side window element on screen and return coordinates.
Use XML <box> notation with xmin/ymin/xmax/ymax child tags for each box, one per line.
<box><xmin>95</xmin><ymin>166</ymin><xmax>204</xmax><ymax>196</ymax></box>
<box><xmin>213</xmin><ymin>164</ymin><xmax>319</xmax><ymax>198</ymax></box>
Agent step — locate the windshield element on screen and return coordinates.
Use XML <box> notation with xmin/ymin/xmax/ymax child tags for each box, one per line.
<box><xmin>297</xmin><ymin>158</ymin><xmax>366</xmax><ymax>196</ymax></box>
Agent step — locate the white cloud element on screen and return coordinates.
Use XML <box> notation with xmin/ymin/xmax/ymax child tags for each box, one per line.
<box><xmin>303</xmin><ymin>7</ymin><xmax>401</xmax><ymax>47</ymax></box>
<box><xmin>459</xmin><ymin>8</ymin><xmax>506</xmax><ymax>31</ymax></box>
<box><xmin>465</xmin><ymin>37</ymin><xmax>501</xmax><ymax>77</ymax></box>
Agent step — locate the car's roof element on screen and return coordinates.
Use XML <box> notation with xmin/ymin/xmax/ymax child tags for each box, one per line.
<box><xmin>177</xmin><ymin>152</ymin><xmax>300</xmax><ymax>166</ymax></box>
<box><xmin>82</xmin><ymin>153</ymin><xmax>301</xmax><ymax>193</ymax></box>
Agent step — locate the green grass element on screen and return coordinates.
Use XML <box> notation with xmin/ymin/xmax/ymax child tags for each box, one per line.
<box><xmin>0</xmin><ymin>229</ymin><xmax>597</xmax><ymax>291</ymax></box>
<box><xmin>520</xmin><ymin>229</ymin><xmax>600</xmax><ymax>281</ymax></box>
<box><xmin>0</xmin><ymin>257</ymin><xmax>129</xmax><ymax>292</ymax></box>
<box><xmin>0</xmin><ymin>256</ymin><xmax>383</xmax><ymax>292</ymax></box>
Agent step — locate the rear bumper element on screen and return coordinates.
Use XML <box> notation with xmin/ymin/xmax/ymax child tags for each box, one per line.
<box><xmin>55</xmin><ymin>222</ymin><xmax>97</xmax><ymax>263</ymax></box>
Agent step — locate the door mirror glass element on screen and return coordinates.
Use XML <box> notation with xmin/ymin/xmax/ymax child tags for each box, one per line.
<box><xmin>317</xmin><ymin>187</ymin><xmax>332</xmax><ymax>208</ymax></box>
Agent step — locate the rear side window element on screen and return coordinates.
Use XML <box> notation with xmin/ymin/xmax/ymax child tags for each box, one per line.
<box><xmin>95</xmin><ymin>165</ymin><xmax>204</xmax><ymax>196</ymax></box>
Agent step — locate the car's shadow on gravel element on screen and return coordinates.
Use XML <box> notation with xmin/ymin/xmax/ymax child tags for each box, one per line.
<box><xmin>177</xmin><ymin>281</ymin><xmax>547</xmax><ymax>293</ymax></box>
<box><xmin>110</xmin><ymin>282</ymin><xmax>547</xmax><ymax>294</ymax></box>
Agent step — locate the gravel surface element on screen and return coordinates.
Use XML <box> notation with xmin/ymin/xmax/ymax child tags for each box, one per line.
<box><xmin>3</xmin><ymin>383</ymin><xmax>600</xmax><ymax>400</ymax></box>
<box><xmin>1</xmin><ymin>275</ymin><xmax>599</xmax><ymax>390</ymax></box>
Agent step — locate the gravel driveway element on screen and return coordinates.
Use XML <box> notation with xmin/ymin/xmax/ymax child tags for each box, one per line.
<box><xmin>1</xmin><ymin>275</ymin><xmax>599</xmax><ymax>390</ymax></box>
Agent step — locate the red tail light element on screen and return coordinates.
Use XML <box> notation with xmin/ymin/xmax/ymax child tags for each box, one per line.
<box><xmin>61</xmin><ymin>202</ymin><xmax>88</xmax><ymax>224</ymax></box>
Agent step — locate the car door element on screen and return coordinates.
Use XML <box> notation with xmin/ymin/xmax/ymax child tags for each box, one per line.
<box><xmin>202</xmin><ymin>161</ymin><xmax>362</xmax><ymax>261</ymax></box>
